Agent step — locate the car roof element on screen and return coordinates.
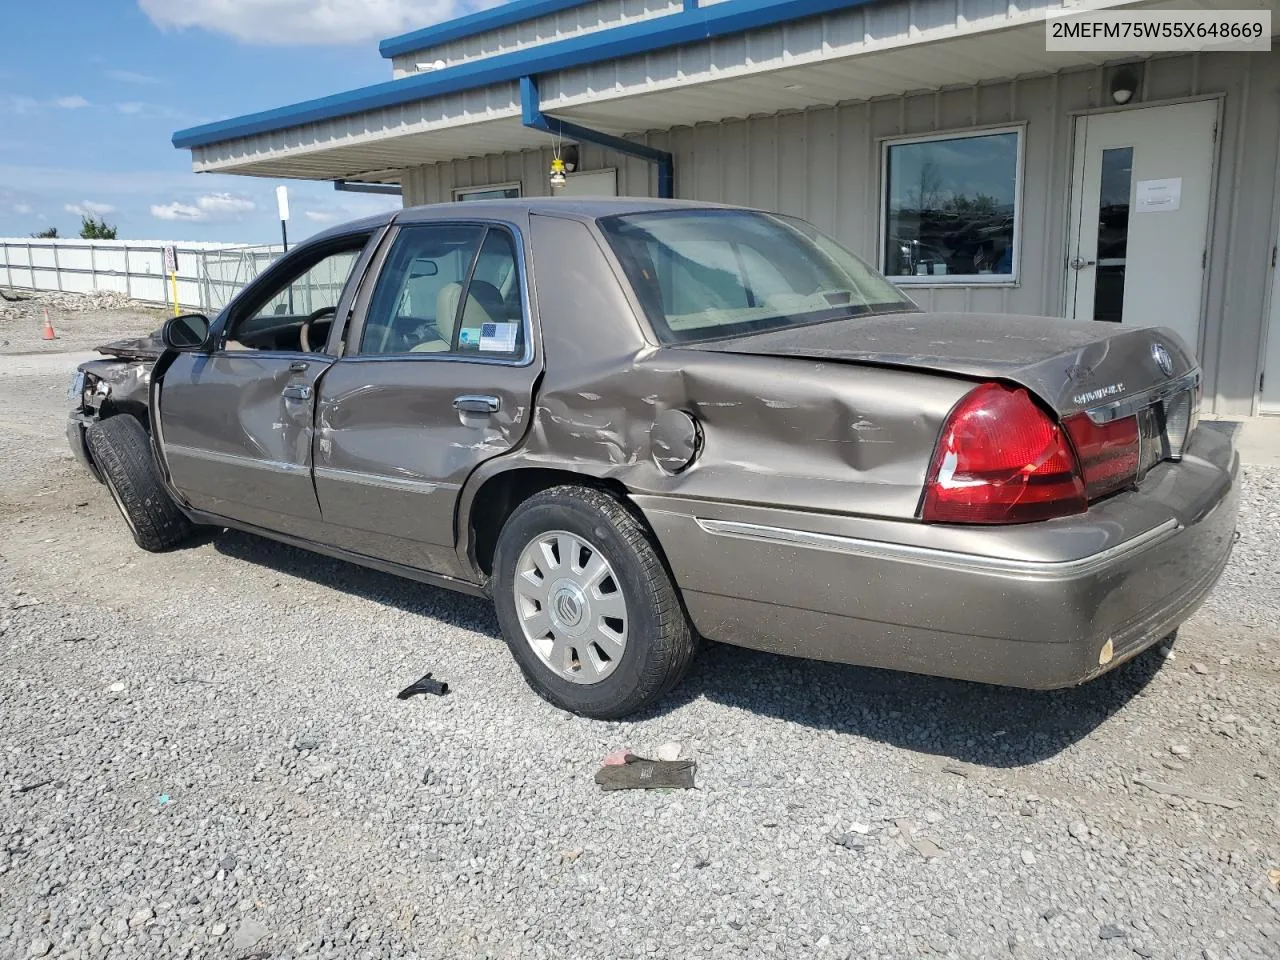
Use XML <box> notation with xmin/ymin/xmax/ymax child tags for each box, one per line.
<box><xmin>395</xmin><ymin>196</ymin><xmax>740</xmax><ymax>224</ymax></box>
<box><xmin>303</xmin><ymin>197</ymin><xmax>753</xmax><ymax>247</ymax></box>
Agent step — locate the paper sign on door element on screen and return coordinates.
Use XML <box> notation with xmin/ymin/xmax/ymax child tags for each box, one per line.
<box><xmin>1136</xmin><ymin>178</ymin><xmax>1182</xmax><ymax>213</ymax></box>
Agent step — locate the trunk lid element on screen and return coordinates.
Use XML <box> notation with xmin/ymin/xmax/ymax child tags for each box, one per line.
<box><xmin>684</xmin><ymin>312</ymin><xmax>1197</xmax><ymax>419</ymax></box>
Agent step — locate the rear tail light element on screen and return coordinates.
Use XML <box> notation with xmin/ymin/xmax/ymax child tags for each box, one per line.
<box><xmin>1062</xmin><ymin>413</ymin><xmax>1140</xmax><ymax>500</ymax></box>
<box><xmin>922</xmin><ymin>383</ymin><xmax>1086</xmax><ymax>524</ymax></box>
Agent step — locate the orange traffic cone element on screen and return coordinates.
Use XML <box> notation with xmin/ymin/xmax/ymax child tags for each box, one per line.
<box><xmin>42</xmin><ymin>309</ymin><xmax>56</xmax><ymax>341</ymax></box>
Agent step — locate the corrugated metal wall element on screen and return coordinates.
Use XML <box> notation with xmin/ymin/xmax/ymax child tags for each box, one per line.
<box><xmin>403</xmin><ymin>52</ymin><xmax>1280</xmax><ymax>414</ymax></box>
<box><xmin>391</xmin><ymin>0</ymin><xmax>682</xmax><ymax>77</ymax></box>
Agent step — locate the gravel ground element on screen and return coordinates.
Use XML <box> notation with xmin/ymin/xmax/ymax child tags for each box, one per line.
<box><xmin>0</xmin><ymin>290</ymin><xmax>164</xmax><ymax>356</ymax></box>
<box><xmin>1</xmin><ymin>304</ymin><xmax>1279</xmax><ymax>960</ymax></box>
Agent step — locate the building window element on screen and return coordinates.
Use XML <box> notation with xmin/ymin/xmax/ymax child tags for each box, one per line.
<box><xmin>453</xmin><ymin>182</ymin><xmax>521</xmax><ymax>202</ymax></box>
<box><xmin>881</xmin><ymin>127</ymin><xmax>1022</xmax><ymax>284</ymax></box>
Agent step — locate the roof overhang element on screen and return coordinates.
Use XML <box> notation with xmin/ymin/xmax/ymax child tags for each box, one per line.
<box><xmin>175</xmin><ymin>0</ymin><xmax>1276</xmax><ymax>182</ymax></box>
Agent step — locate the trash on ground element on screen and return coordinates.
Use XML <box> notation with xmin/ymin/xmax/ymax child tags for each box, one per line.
<box><xmin>656</xmin><ymin>741</ymin><xmax>682</xmax><ymax>762</ymax></box>
<box><xmin>1268</xmin><ymin>868</ymin><xmax>1280</xmax><ymax>890</ymax></box>
<box><xmin>1131</xmin><ymin>776</ymin><xmax>1241</xmax><ymax>809</ymax></box>
<box><xmin>107</xmin><ymin>682</ymin><xmax>126</xmax><ymax>693</ymax></box>
<box><xmin>942</xmin><ymin>764</ymin><xmax>971</xmax><ymax>778</ymax></box>
<box><xmin>158</xmin><ymin>794</ymin><xmax>172</xmax><ymax>805</ymax></box>
<box><xmin>830</xmin><ymin>832</ymin><xmax>869</xmax><ymax>851</ymax></box>
<box><xmin>594</xmin><ymin>752</ymin><xmax>695</xmax><ymax>791</ymax></box>
<box><xmin>894</xmin><ymin>818</ymin><xmax>944</xmax><ymax>859</ymax></box>
<box><xmin>1098</xmin><ymin>924</ymin><xmax>1128</xmax><ymax>940</ymax></box>
<box><xmin>601</xmin><ymin>747</ymin><xmax>631</xmax><ymax>766</ymax></box>
<box><xmin>15</xmin><ymin>780</ymin><xmax>52</xmax><ymax>795</ymax></box>
<box><xmin>396</xmin><ymin>672</ymin><xmax>450</xmax><ymax>699</ymax></box>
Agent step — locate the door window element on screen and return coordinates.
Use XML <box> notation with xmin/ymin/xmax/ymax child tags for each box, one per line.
<box><xmin>1092</xmin><ymin>147</ymin><xmax>1134</xmax><ymax>324</ymax></box>
<box><xmin>359</xmin><ymin>224</ymin><xmax>525</xmax><ymax>358</ymax></box>
<box><xmin>225</xmin><ymin>239</ymin><xmax>369</xmax><ymax>352</ymax></box>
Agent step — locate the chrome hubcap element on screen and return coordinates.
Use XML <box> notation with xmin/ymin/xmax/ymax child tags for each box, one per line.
<box><xmin>513</xmin><ymin>530</ymin><xmax>628</xmax><ymax>684</ymax></box>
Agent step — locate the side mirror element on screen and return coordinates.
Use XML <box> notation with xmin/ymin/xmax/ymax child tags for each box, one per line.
<box><xmin>162</xmin><ymin>313</ymin><xmax>211</xmax><ymax>351</ymax></box>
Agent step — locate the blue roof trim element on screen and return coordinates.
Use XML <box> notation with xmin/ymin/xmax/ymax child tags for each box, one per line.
<box><xmin>379</xmin><ymin>0</ymin><xmax>597</xmax><ymax>59</ymax></box>
<box><xmin>173</xmin><ymin>0</ymin><xmax>879</xmax><ymax>151</ymax></box>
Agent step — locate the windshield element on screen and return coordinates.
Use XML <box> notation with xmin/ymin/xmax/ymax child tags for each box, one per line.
<box><xmin>598</xmin><ymin>209</ymin><xmax>917</xmax><ymax>344</ymax></box>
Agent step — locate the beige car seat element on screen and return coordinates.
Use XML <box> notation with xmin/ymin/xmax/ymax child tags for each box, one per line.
<box><xmin>410</xmin><ymin>280</ymin><xmax>505</xmax><ymax>352</ymax></box>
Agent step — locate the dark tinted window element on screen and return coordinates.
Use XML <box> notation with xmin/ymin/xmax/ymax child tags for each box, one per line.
<box><xmin>883</xmin><ymin>130</ymin><xmax>1019</xmax><ymax>281</ymax></box>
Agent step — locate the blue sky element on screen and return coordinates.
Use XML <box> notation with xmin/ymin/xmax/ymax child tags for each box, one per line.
<box><xmin>1</xmin><ymin>1</ymin><xmax>476</xmax><ymax>243</ymax></box>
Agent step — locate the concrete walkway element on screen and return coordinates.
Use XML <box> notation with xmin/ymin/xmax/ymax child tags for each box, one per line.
<box><xmin>1209</xmin><ymin>416</ymin><xmax>1280</xmax><ymax>466</ymax></box>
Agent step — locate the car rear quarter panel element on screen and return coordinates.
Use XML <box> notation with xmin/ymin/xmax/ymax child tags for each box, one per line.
<box><xmin>457</xmin><ymin>213</ymin><xmax>972</xmax><ymax>568</ymax></box>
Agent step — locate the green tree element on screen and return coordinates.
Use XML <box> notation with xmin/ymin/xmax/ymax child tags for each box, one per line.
<box><xmin>79</xmin><ymin>216</ymin><xmax>118</xmax><ymax>240</ymax></box>
<box><xmin>32</xmin><ymin>227</ymin><xmax>58</xmax><ymax>239</ymax></box>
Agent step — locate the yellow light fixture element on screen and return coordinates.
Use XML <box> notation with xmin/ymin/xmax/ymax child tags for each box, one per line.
<box><xmin>549</xmin><ymin>156</ymin><xmax>567</xmax><ymax>188</ymax></box>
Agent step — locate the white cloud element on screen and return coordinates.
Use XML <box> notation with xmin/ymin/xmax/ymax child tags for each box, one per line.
<box><xmin>65</xmin><ymin>201</ymin><xmax>117</xmax><ymax>217</ymax></box>
<box><xmin>14</xmin><ymin>203</ymin><xmax>33</xmax><ymax>215</ymax></box>
<box><xmin>53</xmin><ymin>95</ymin><xmax>90</xmax><ymax>109</ymax></box>
<box><xmin>115</xmin><ymin>101</ymin><xmax>187</xmax><ymax>120</ymax></box>
<box><xmin>304</xmin><ymin>210</ymin><xmax>339</xmax><ymax>223</ymax></box>
<box><xmin>138</xmin><ymin>0</ymin><xmax>467</xmax><ymax>45</ymax></box>
<box><xmin>151</xmin><ymin>201</ymin><xmax>205</xmax><ymax>222</ymax></box>
<box><xmin>197</xmin><ymin>192</ymin><xmax>256</xmax><ymax>216</ymax></box>
<box><xmin>106</xmin><ymin>69</ymin><xmax>162</xmax><ymax>85</ymax></box>
<box><xmin>149</xmin><ymin>193</ymin><xmax>256</xmax><ymax>223</ymax></box>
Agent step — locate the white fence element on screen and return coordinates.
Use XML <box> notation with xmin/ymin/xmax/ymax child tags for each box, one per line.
<box><xmin>0</xmin><ymin>238</ymin><xmax>284</xmax><ymax>313</ymax></box>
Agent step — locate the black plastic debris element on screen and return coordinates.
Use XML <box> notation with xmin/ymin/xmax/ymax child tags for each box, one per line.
<box><xmin>397</xmin><ymin>672</ymin><xmax>450</xmax><ymax>699</ymax></box>
<box><xmin>594</xmin><ymin>753</ymin><xmax>695</xmax><ymax>791</ymax></box>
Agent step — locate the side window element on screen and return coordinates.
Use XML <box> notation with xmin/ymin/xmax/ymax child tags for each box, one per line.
<box><xmin>359</xmin><ymin>224</ymin><xmax>524</xmax><ymax>358</ymax></box>
<box><xmin>252</xmin><ymin>251</ymin><xmax>360</xmax><ymax>321</ymax></box>
<box><xmin>226</xmin><ymin>241</ymin><xmax>367</xmax><ymax>352</ymax></box>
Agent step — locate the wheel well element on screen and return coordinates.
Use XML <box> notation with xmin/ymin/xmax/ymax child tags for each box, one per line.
<box><xmin>466</xmin><ymin>468</ymin><xmax>633</xmax><ymax>577</ymax></box>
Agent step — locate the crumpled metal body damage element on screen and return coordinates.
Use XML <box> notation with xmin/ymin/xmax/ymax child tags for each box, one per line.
<box><xmin>455</xmin><ymin>213</ymin><xmax>969</xmax><ymax>558</ymax></box>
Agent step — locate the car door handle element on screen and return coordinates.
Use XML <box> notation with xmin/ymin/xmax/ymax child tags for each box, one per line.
<box><xmin>282</xmin><ymin>383</ymin><xmax>312</xmax><ymax>401</ymax></box>
<box><xmin>289</xmin><ymin>360</ymin><xmax>309</xmax><ymax>373</ymax></box>
<box><xmin>453</xmin><ymin>394</ymin><xmax>501</xmax><ymax>414</ymax></box>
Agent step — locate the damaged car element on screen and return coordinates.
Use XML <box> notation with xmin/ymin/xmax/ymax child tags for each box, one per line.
<box><xmin>67</xmin><ymin>199</ymin><xmax>1238</xmax><ymax>719</ymax></box>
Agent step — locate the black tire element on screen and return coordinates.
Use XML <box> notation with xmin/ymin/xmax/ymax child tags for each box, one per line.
<box><xmin>492</xmin><ymin>485</ymin><xmax>697</xmax><ymax>719</ymax></box>
<box><xmin>86</xmin><ymin>416</ymin><xmax>194</xmax><ymax>553</ymax></box>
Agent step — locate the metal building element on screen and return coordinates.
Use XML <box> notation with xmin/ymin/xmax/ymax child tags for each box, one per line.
<box><xmin>171</xmin><ymin>0</ymin><xmax>1280</xmax><ymax>416</ymax></box>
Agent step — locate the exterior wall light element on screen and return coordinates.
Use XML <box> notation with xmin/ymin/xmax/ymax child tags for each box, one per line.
<box><xmin>1109</xmin><ymin>68</ymin><xmax>1138</xmax><ymax>105</ymax></box>
<box><xmin>549</xmin><ymin>156</ymin><xmax>568</xmax><ymax>187</ymax></box>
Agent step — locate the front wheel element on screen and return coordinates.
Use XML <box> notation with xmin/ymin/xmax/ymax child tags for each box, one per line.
<box><xmin>86</xmin><ymin>415</ymin><xmax>194</xmax><ymax>553</ymax></box>
<box><xmin>492</xmin><ymin>486</ymin><xmax>696</xmax><ymax>719</ymax></box>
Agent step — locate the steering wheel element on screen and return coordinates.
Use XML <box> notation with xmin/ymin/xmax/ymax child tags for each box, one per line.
<box><xmin>299</xmin><ymin>306</ymin><xmax>337</xmax><ymax>353</ymax></box>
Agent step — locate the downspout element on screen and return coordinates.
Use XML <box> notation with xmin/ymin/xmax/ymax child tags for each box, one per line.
<box><xmin>519</xmin><ymin>76</ymin><xmax>674</xmax><ymax>199</ymax></box>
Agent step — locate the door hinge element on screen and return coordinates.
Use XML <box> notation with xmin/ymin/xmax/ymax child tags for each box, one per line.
<box><xmin>1261</xmin><ymin>371</ymin><xmax>1266</xmax><ymax>391</ymax></box>
<box><xmin>1212</xmin><ymin>123</ymin><xmax>1218</xmax><ymax>143</ymax></box>
<box><xmin>1272</xmin><ymin>245</ymin><xmax>1277</xmax><ymax>268</ymax></box>
<box><xmin>1202</xmin><ymin>249</ymin><xmax>1207</xmax><ymax>269</ymax></box>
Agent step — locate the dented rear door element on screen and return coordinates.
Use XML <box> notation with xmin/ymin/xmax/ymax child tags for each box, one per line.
<box><xmin>311</xmin><ymin>220</ymin><xmax>541</xmax><ymax>577</ymax></box>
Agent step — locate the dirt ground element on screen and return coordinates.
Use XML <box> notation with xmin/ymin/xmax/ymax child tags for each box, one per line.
<box><xmin>0</xmin><ymin>290</ymin><xmax>166</xmax><ymax>356</ymax></box>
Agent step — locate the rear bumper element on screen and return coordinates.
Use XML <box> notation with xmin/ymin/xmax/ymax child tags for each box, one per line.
<box><xmin>66</xmin><ymin>411</ymin><xmax>103</xmax><ymax>483</ymax></box>
<box><xmin>637</xmin><ymin>425</ymin><xmax>1239</xmax><ymax>689</ymax></box>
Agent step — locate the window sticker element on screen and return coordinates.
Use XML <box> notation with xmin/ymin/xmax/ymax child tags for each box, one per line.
<box><xmin>458</xmin><ymin>327</ymin><xmax>482</xmax><ymax>348</ymax></box>
<box><xmin>479</xmin><ymin>322</ymin><xmax>518</xmax><ymax>353</ymax></box>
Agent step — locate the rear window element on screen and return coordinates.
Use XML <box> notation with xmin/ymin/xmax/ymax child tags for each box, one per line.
<box><xmin>598</xmin><ymin>209</ymin><xmax>916</xmax><ymax>344</ymax></box>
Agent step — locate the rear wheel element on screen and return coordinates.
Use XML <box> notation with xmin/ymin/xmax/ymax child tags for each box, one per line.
<box><xmin>492</xmin><ymin>485</ymin><xmax>696</xmax><ymax>719</ymax></box>
<box><xmin>86</xmin><ymin>416</ymin><xmax>194</xmax><ymax>552</ymax></box>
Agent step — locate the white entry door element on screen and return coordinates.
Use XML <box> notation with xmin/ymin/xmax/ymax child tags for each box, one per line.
<box><xmin>1065</xmin><ymin>99</ymin><xmax>1217</xmax><ymax>355</ymax></box>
